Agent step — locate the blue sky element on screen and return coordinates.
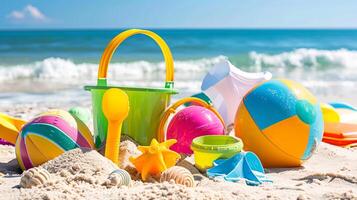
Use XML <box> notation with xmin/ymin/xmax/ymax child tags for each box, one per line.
<box><xmin>1</xmin><ymin>0</ymin><xmax>357</xmax><ymax>29</ymax></box>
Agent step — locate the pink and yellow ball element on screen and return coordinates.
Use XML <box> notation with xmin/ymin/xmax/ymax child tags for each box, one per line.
<box><xmin>15</xmin><ymin>110</ymin><xmax>94</xmax><ymax>170</ymax></box>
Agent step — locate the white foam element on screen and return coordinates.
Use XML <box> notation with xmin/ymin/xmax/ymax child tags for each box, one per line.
<box><xmin>250</xmin><ymin>48</ymin><xmax>357</xmax><ymax>69</ymax></box>
<box><xmin>3</xmin><ymin>48</ymin><xmax>357</xmax><ymax>85</ymax></box>
<box><xmin>0</xmin><ymin>56</ymin><xmax>226</xmax><ymax>85</ymax></box>
<box><xmin>1</xmin><ymin>49</ymin><xmax>357</xmax><ymax>101</ymax></box>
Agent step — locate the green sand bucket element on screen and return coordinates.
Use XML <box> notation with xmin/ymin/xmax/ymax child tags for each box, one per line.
<box><xmin>85</xmin><ymin>29</ymin><xmax>177</xmax><ymax>148</ymax></box>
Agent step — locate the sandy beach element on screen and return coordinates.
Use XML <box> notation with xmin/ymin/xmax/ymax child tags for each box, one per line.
<box><xmin>0</xmin><ymin>104</ymin><xmax>356</xmax><ymax>200</ymax></box>
<box><xmin>2</xmin><ymin>1</ymin><xmax>357</xmax><ymax>199</ymax></box>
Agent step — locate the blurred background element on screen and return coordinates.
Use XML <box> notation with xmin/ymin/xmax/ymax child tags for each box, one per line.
<box><xmin>0</xmin><ymin>0</ymin><xmax>357</xmax><ymax>107</ymax></box>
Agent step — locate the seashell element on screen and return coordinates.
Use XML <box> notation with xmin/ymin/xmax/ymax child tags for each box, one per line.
<box><xmin>20</xmin><ymin>167</ymin><xmax>51</xmax><ymax>188</ymax></box>
<box><xmin>118</xmin><ymin>140</ymin><xmax>141</xmax><ymax>177</ymax></box>
<box><xmin>106</xmin><ymin>169</ymin><xmax>131</xmax><ymax>187</ymax></box>
<box><xmin>160</xmin><ymin>166</ymin><xmax>195</xmax><ymax>187</ymax></box>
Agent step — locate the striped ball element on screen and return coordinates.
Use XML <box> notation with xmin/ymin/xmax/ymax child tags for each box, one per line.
<box><xmin>15</xmin><ymin>110</ymin><xmax>94</xmax><ymax>170</ymax></box>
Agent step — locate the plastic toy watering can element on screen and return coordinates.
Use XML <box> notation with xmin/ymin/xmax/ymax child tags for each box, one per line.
<box><xmin>85</xmin><ymin>29</ymin><xmax>177</xmax><ymax>148</ymax></box>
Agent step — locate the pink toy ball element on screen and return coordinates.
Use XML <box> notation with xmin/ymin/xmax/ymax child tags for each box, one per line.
<box><xmin>158</xmin><ymin>97</ymin><xmax>225</xmax><ymax>155</ymax></box>
<box><xmin>159</xmin><ymin>98</ymin><xmax>225</xmax><ymax>154</ymax></box>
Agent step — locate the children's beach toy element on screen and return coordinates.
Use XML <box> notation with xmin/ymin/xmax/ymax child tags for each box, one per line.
<box><xmin>321</xmin><ymin>103</ymin><xmax>340</xmax><ymax>123</ymax></box>
<box><xmin>329</xmin><ymin>102</ymin><xmax>357</xmax><ymax>123</ymax></box>
<box><xmin>207</xmin><ymin>152</ymin><xmax>271</xmax><ymax>186</ymax></box>
<box><xmin>200</xmin><ymin>59</ymin><xmax>272</xmax><ymax>125</ymax></box>
<box><xmin>102</xmin><ymin>88</ymin><xmax>130</xmax><ymax>165</ymax></box>
<box><xmin>15</xmin><ymin>109</ymin><xmax>94</xmax><ymax>170</ymax></box>
<box><xmin>190</xmin><ymin>135</ymin><xmax>243</xmax><ymax>171</ymax></box>
<box><xmin>68</xmin><ymin>107</ymin><xmax>91</xmax><ymax>125</ymax></box>
<box><xmin>0</xmin><ymin>112</ymin><xmax>26</xmax><ymax>145</ymax></box>
<box><xmin>321</xmin><ymin>102</ymin><xmax>357</xmax><ymax>147</ymax></box>
<box><xmin>158</xmin><ymin>97</ymin><xmax>225</xmax><ymax>154</ymax></box>
<box><xmin>85</xmin><ymin>29</ymin><xmax>177</xmax><ymax>147</ymax></box>
<box><xmin>235</xmin><ymin>79</ymin><xmax>323</xmax><ymax>167</ymax></box>
<box><xmin>324</xmin><ymin>122</ymin><xmax>357</xmax><ymax>135</ymax></box>
<box><xmin>129</xmin><ymin>139</ymin><xmax>180</xmax><ymax>181</ymax></box>
<box><xmin>330</xmin><ymin>102</ymin><xmax>357</xmax><ymax>111</ymax></box>
<box><xmin>323</xmin><ymin>132</ymin><xmax>357</xmax><ymax>148</ymax></box>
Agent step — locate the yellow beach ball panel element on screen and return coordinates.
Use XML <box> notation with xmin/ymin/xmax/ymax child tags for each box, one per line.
<box><xmin>261</xmin><ymin>115</ymin><xmax>310</xmax><ymax>160</ymax></box>
<box><xmin>235</xmin><ymin>102</ymin><xmax>303</xmax><ymax>167</ymax></box>
<box><xmin>279</xmin><ymin>79</ymin><xmax>317</xmax><ymax>104</ymax></box>
<box><xmin>26</xmin><ymin>134</ymin><xmax>65</xmax><ymax>165</ymax></box>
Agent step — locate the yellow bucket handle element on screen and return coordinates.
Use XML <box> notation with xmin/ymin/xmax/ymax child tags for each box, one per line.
<box><xmin>97</xmin><ymin>29</ymin><xmax>174</xmax><ymax>88</ymax></box>
<box><xmin>157</xmin><ymin>97</ymin><xmax>225</xmax><ymax>142</ymax></box>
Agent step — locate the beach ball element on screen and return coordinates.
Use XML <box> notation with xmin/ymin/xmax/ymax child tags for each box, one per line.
<box><xmin>235</xmin><ymin>79</ymin><xmax>323</xmax><ymax>167</ymax></box>
<box><xmin>15</xmin><ymin>109</ymin><xmax>94</xmax><ymax>170</ymax></box>
<box><xmin>167</xmin><ymin>106</ymin><xmax>224</xmax><ymax>154</ymax></box>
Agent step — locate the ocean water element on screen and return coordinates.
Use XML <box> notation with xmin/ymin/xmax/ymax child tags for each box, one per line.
<box><xmin>0</xmin><ymin>29</ymin><xmax>357</xmax><ymax>106</ymax></box>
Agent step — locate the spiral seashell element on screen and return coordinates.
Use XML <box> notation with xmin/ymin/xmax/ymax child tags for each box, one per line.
<box><xmin>20</xmin><ymin>167</ymin><xmax>51</xmax><ymax>188</ymax></box>
<box><xmin>106</xmin><ymin>169</ymin><xmax>131</xmax><ymax>187</ymax></box>
<box><xmin>160</xmin><ymin>166</ymin><xmax>195</xmax><ymax>187</ymax></box>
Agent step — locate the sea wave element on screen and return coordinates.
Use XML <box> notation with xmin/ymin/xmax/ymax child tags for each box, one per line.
<box><xmin>1</xmin><ymin>48</ymin><xmax>357</xmax><ymax>86</ymax></box>
<box><xmin>0</xmin><ymin>56</ymin><xmax>226</xmax><ymax>84</ymax></box>
<box><xmin>250</xmin><ymin>48</ymin><xmax>357</xmax><ymax>69</ymax></box>
<box><xmin>1</xmin><ymin>49</ymin><xmax>357</xmax><ymax>104</ymax></box>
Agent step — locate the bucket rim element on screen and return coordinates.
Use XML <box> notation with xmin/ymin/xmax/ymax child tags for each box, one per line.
<box><xmin>84</xmin><ymin>85</ymin><xmax>178</xmax><ymax>94</ymax></box>
<box><xmin>191</xmin><ymin>135</ymin><xmax>243</xmax><ymax>152</ymax></box>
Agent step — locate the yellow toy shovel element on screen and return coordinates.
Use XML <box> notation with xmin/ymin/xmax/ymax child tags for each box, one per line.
<box><xmin>0</xmin><ymin>113</ymin><xmax>27</xmax><ymax>144</ymax></box>
<box><xmin>102</xmin><ymin>88</ymin><xmax>130</xmax><ymax>165</ymax></box>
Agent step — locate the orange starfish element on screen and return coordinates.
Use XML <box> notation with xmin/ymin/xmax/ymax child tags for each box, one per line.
<box><xmin>129</xmin><ymin>139</ymin><xmax>181</xmax><ymax>181</ymax></box>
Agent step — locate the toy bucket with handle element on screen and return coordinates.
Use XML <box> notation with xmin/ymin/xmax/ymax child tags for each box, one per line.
<box><xmin>85</xmin><ymin>29</ymin><xmax>177</xmax><ymax>148</ymax></box>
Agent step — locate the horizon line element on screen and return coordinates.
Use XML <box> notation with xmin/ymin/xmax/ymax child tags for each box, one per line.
<box><xmin>1</xmin><ymin>27</ymin><xmax>357</xmax><ymax>31</ymax></box>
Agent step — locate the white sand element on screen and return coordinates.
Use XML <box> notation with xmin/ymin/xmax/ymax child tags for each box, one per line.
<box><xmin>1</xmin><ymin>140</ymin><xmax>356</xmax><ymax>199</ymax></box>
<box><xmin>0</xmin><ymin>106</ymin><xmax>357</xmax><ymax>199</ymax></box>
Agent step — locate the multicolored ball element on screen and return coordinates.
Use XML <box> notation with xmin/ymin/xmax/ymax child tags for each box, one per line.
<box><xmin>15</xmin><ymin>109</ymin><xmax>94</xmax><ymax>170</ymax></box>
<box><xmin>167</xmin><ymin>106</ymin><xmax>224</xmax><ymax>154</ymax></box>
<box><xmin>235</xmin><ymin>79</ymin><xmax>323</xmax><ymax>167</ymax></box>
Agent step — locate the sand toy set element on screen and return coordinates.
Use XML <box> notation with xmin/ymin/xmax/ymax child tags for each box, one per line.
<box><xmin>0</xmin><ymin>29</ymin><xmax>356</xmax><ymax>189</ymax></box>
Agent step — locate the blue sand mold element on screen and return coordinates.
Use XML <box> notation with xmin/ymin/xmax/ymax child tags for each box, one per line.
<box><xmin>207</xmin><ymin>152</ymin><xmax>272</xmax><ymax>186</ymax></box>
